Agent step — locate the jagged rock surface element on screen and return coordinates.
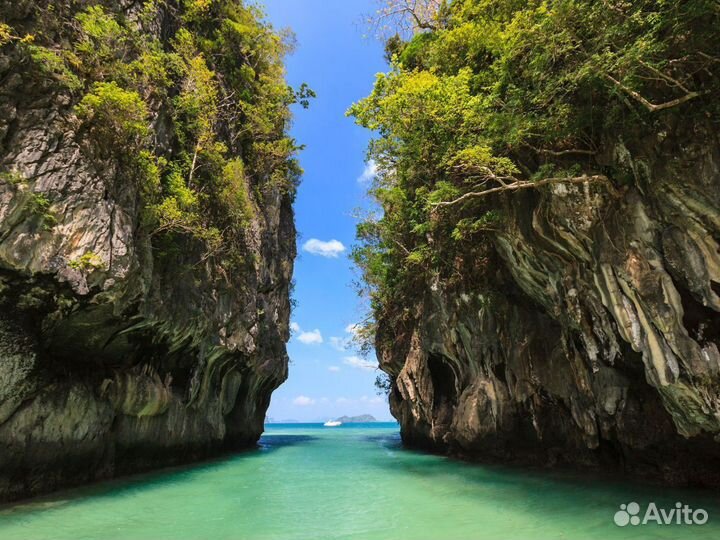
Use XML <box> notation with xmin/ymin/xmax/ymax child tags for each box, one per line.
<box><xmin>0</xmin><ymin>1</ymin><xmax>294</xmax><ymax>501</ymax></box>
<box><xmin>379</xmin><ymin>122</ymin><xmax>720</xmax><ymax>485</ymax></box>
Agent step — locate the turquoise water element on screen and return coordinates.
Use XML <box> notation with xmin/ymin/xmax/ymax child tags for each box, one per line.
<box><xmin>1</xmin><ymin>423</ymin><xmax>719</xmax><ymax>539</ymax></box>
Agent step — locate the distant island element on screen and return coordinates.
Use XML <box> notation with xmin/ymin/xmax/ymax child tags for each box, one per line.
<box><xmin>335</xmin><ymin>415</ymin><xmax>377</xmax><ymax>423</ymax></box>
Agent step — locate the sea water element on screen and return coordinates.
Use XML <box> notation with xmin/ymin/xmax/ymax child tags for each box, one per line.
<box><xmin>1</xmin><ymin>422</ymin><xmax>719</xmax><ymax>540</ymax></box>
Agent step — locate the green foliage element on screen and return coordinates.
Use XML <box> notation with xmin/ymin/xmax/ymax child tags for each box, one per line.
<box><xmin>292</xmin><ymin>83</ymin><xmax>316</xmax><ymax>109</ymax></box>
<box><xmin>166</xmin><ymin>168</ymin><xmax>199</xmax><ymax>209</ymax></box>
<box><xmin>134</xmin><ymin>150</ymin><xmax>163</xmax><ymax>196</ymax></box>
<box><xmin>69</xmin><ymin>251</ymin><xmax>105</xmax><ymax>271</ymax></box>
<box><xmin>374</xmin><ymin>373</ymin><xmax>392</xmax><ymax>396</ymax></box>
<box><xmin>0</xmin><ymin>170</ymin><xmax>26</xmax><ymax>185</ymax></box>
<box><xmin>152</xmin><ymin>196</ymin><xmax>202</xmax><ymax>235</ymax></box>
<box><xmin>349</xmin><ymin>0</ymin><xmax>720</xmax><ymax>321</ymax></box>
<box><xmin>0</xmin><ymin>22</ymin><xmax>12</xmax><ymax>45</ymax></box>
<box><xmin>75</xmin><ymin>82</ymin><xmax>149</xmax><ymax>146</ymax></box>
<box><xmin>7</xmin><ymin>1</ymin><xmax>309</xmax><ymax>263</ymax></box>
<box><xmin>28</xmin><ymin>193</ymin><xmax>57</xmax><ymax>230</ymax></box>
<box><xmin>221</xmin><ymin>159</ymin><xmax>254</xmax><ymax>227</ymax></box>
<box><xmin>397</xmin><ymin>32</ymin><xmax>436</xmax><ymax>69</ymax></box>
<box><xmin>451</xmin><ymin>211</ymin><xmax>502</xmax><ymax>241</ymax></box>
<box><xmin>24</xmin><ymin>44</ymin><xmax>82</xmax><ymax>90</ymax></box>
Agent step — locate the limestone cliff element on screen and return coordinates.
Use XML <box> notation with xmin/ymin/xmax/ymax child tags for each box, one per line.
<box><xmin>0</xmin><ymin>0</ymin><xmax>295</xmax><ymax>501</ymax></box>
<box><xmin>353</xmin><ymin>1</ymin><xmax>720</xmax><ymax>486</ymax></box>
<box><xmin>378</xmin><ymin>122</ymin><xmax>720</xmax><ymax>485</ymax></box>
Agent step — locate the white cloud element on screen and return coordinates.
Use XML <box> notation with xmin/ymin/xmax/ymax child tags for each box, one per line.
<box><xmin>358</xmin><ymin>160</ymin><xmax>378</xmax><ymax>184</ymax></box>
<box><xmin>343</xmin><ymin>355</ymin><xmax>377</xmax><ymax>371</ymax></box>
<box><xmin>297</xmin><ymin>329</ymin><xmax>323</xmax><ymax>345</ymax></box>
<box><xmin>290</xmin><ymin>322</ymin><xmax>300</xmax><ymax>333</ymax></box>
<box><xmin>302</xmin><ymin>239</ymin><xmax>346</xmax><ymax>258</ymax></box>
<box><xmin>336</xmin><ymin>397</ymin><xmax>351</xmax><ymax>404</ymax></box>
<box><xmin>329</xmin><ymin>336</ymin><xmax>348</xmax><ymax>351</ymax></box>
<box><xmin>328</xmin><ymin>366</ymin><xmax>341</xmax><ymax>372</ymax></box>
<box><xmin>293</xmin><ymin>395</ymin><xmax>316</xmax><ymax>406</ymax></box>
<box><xmin>329</xmin><ymin>323</ymin><xmax>361</xmax><ymax>351</ymax></box>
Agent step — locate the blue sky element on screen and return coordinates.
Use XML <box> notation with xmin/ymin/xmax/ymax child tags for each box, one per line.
<box><xmin>262</xmin><ymin>0</ymin><xmax>392</xmax><ymax>422</ymax></box>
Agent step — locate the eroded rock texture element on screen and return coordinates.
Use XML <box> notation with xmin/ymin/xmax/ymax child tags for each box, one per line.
<box><xmin>379</xmin><ymin>122</ymin><xmax>720</xmax><ymax>485</ymax></box>
<box><xmin>0</xmin><ymin>1</ymin><xmax>294</xmax><ymax>501</ymax></box>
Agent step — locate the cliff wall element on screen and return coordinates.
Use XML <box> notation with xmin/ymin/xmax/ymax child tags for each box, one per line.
<box><xmin>0</xmin><ymin>0</ymin><xmax>296</xmax><ymax>501</ymax></box>
<box><xmin>379</xmin><ymin>123</ymin><xmax>720</xmax><ymax>485</ymax></box>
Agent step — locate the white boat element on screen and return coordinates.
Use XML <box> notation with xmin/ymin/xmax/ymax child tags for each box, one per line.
<box><xmin>323</xmin><ymin>420</ymin><xmax>342</xmax><ymax>427</ymax></box>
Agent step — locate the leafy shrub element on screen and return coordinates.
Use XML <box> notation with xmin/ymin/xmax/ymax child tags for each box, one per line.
<box><xmin>22</xmin><ymin>44</ymin><xmax>82</xmax><ymax>91</ymax></box>
<box><xmin>75</xmin><ymin>81</ymin><xmax>149</xmax><ymax>146</ymax></box>
<box><xmin>0</xmin><ymin>170</ymin><xmax>26</xmax><ymax>185</ymax></box>
<box><xmin>69</xmin><ymin>252</ymin><xmax>105</xmax><ymax>271</ymax></box>
<box><xmin>221</xmin><ymin>159</ymin><xmax>254</xmax><ymax>228</ymax></box>
<box><xmin>28</xmin><ymin>193</ymin><xmax>57</xmax><ymax>230</ymax></box>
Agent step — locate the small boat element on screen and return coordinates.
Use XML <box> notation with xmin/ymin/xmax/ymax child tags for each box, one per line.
<box><xmin>323</xmin><ymin>420</ymin><xmax>342</xmax><ymax>427</ymax></box>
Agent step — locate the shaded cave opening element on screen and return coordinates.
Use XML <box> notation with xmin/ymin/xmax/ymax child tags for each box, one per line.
<box><xmin>427</xmin><ymin>353</ymin><xmax>458</xmax><ymax>424</ymax></box>
<box><xmin>677</xmin><ymin>283</ymin><xmax>720</xmax><ymax>349</ymax></box>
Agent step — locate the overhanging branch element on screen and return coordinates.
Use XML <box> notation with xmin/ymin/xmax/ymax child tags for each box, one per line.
<box><xmin>432</xmin><ymin>174</ymin><xmax>614</xmax><ymax>209</ymax></box>
<box><xmin>604</xmin><ymin>74</ymin><xmax>706</xmax><ymax>112</ymax></box>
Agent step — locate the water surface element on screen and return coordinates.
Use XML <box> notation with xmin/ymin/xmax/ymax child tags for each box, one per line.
<box><xmin>1</xmin><ymin>423</ymin><xmax>719</xmax><ymax>539</ymax></box>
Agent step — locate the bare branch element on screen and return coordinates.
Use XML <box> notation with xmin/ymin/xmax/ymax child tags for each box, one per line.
<box><xmin>637</xmin><ymin>60</ymin><xmax>692</xmax><ymax>93</ymax></box>
<box><xmin>697</xmin><ymin>51</ymin><xmax>720</xmax><ymax>63</ymax></box>
<box><xmin>432</xmin><ymin>174</ymin><xmax>615</xmax><ymax>209</ymax></box>
<box><xmin>523</xmin><ymin>143</ymin><xmax>597</xmax><ymax>157</ymax></box>
<box><xmin>604</xmin><ymin>74</ymin><xmax>706</xmax><ymax>112</ymax></box>
<box><xmin>392</xmin><ymin>238</ymin><xmax>411</xmax><ymax>255</ymax></box>
<box><xmin>366</xmin><ymin>0</ymin><xmax>441</xmax><ymax>39</ymax></box>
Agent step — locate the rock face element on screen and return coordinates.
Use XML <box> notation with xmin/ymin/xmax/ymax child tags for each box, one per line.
<box><xmin>0</xmin><ymin>1</ymin><xmax>294</xmax><ymax>501</ymax></box>
<box><xmin>379</xmin><ymin>121</ymin><xmax>720</xmax><ymax>485</ymax></box>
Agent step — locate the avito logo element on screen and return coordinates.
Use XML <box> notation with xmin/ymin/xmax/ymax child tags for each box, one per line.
<box><xmin>614</xmin><ymin>502</ymin><xmax>708</xmax><ymax>527</ymax></box>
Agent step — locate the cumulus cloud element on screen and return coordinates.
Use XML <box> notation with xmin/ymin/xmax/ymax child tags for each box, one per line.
<box><xmin>329</xmin><ymin>323</ymin><xmax>361</xmax><ymax>351</ymax></box>
<box><xmin>302</xmin><ymin>239</ymin><xmax>346</xmax><ymax>258</ymax></box>
<box><xmin>297</xmin><ymin>329</ymin><xmax>323</xmax><ymax>345</ymax></box>
<box><xmin>293</xmin><ymin>395</ymin><xmax>315</xmax><ymax>406</ymax></box>
<box><xmin>357</xmin><ymin>160</ymin><xmax>378</xmax><ymax>184</ymax></box>
<box><xmin>290</xmin><ymin>322</ymin><xmax>300</xmax><ymax>333</ymax></box>
<box><xmin>343</xmin><ymin>355</ymin><xmax>377</xmax><ymax>371</ymax></box>
<box><xmin>328</xmin><ymin>366</ymin><xmax>341</xmax><ymax>372</ymax></box>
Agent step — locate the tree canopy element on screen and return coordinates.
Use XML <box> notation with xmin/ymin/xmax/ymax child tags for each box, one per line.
<box><xmin>349</xmin><ymin>0</ymin><xmax>720</xmax><ymax>333</ymax></box>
